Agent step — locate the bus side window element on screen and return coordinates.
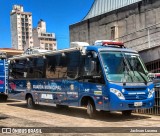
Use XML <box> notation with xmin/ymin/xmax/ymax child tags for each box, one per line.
<box><xmin>27</xmin><ymin>58</ymin><xmax>34</xmax><ymax>78</ymax></box>
<box><xmin>13</xmin><ymin>60</ymin><xmax>27</xmax><ymax>79</ymax></box>
<box><xmin>66</xmin><ymin>51</ymin><xmax>81</xmax><ymax>79</ymax></box>
<box><xmin>34</xmin><ymin>58</ymin><xmax>45</xmax><ymax>78</ymax></box>
<box><xmin>9</xmin><ymin>62</ymin><xmax>15</xmax><ymax>79</ymax></box>
<box><xmin>46</xmin><ymin>54</ymin><xmax>67</xmax><ymax>79</ymax></box>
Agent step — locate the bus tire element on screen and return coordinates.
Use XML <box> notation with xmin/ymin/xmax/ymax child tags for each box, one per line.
<box><xmin>3</xmin><ymin>96</ymin><xmax>8</xmax><ymax>102</ymax></box>
<box><xmin>122</xmin><ymin>110</ymin><xmax>132</xmax><ymax>116</ymax></box>
<box><xmin>27</xmin><ymin>96</ymin><xmax>34</xmax><ymax>109</ymax></box>
<box><xmin>87</xmin><ymin>100</ymin><xmax>96</xmax><ymax>118</ymax></box>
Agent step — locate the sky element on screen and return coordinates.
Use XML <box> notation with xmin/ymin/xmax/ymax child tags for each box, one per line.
<box><xmin>0</xmin><ymin>0</ymin><xmax>94</xmax><ymax>50</ymax></box>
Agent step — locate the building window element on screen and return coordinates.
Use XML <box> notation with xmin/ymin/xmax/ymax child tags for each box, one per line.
<box><xmin>111</xmin><ymin>26</ymin><xmax>116</xmax><ymax>40</ymax></box>
<box><xmin>49</xmin><ymin>44</ymin><xmax>53</xmax><ymax>50</ymax></box>
<box><xmin>110</xmin><ymin>25</ymin><xmax>119</xmax><ymax>40</ymax></box>
<box><xmin>45</xmin><ymin>43</ymin><xmax>48</xmax><ymax>50</ymax></box>
<box><xmin>44</xmin><ymin>44</ymin><xmax>53</xmax><ymax>50</ymax></box>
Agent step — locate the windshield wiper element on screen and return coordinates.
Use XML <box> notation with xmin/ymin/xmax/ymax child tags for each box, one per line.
<box><xmin>136</xmin><ymin>71</ymin><xmax>148</xmax><ymax>85</ymax></box>
<box><xmin>126</xmin><ymin>58</ymin><xmax>136</xmax><ymax>77</ymax></box>
<box><xmin>122</xmin><ymin>61</ymin><xmax>128</xmax><ymax>86</ymax></box>
<box><xmin>126</xmin><ymin>57</ymin><xmax>147</xmax><ymax>85</ymax></box>
<box><xmin>122</xmin><ymin>52</ymin><xmax>134</xmax><ymax>84</ymax></box>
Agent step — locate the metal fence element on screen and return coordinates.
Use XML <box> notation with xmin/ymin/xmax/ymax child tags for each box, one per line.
<box><xmin>135</xmin><ymin>86</ymin><xmax>160</xmax><ymax>115</ymax></box>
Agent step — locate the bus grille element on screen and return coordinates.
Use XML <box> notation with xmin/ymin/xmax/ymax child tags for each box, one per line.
<box><xmin>124</xmin><ymin>87</ymin><xmax>148</xmax><ymax>100</ymax></box>
<box><xmin>124</xmin><ymin>94</ymin><xmax>148</xmax><ymax>100</ymax></box>
<box><xmin>125</xmin><ymin>88</ymin><xmax>146</xmax><ymax>91</ymax></box>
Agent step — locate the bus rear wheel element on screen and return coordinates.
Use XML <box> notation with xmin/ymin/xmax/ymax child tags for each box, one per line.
<box><xmin>122</xmin><ymin>110</ymin><xmax>132</xmax><ymax>116</ymax></box>
<box><xmin>87</xmin><ymin>100</ymin><xmax>96</xmax><ymax>118</ymax></box>
<box><xmin>27</xmin><ymin>96</ymin><xmax>34</xmax><ymax>109</ymax></box>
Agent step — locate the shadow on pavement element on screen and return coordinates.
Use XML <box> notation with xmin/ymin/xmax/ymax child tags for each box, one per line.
<box><xmin>0</xmin><ymin>99</ymin><xmax>21</xmax><ymax>103</ymax></box>
<box><xmin>0</xmin><ymin>114</ymin><xmax>9</xmax><ymax>120</ymax></box>
<box><xmin>7</xmin><ymin>102</ymin><xmax>151</xmax><ymax>122</ymax></box>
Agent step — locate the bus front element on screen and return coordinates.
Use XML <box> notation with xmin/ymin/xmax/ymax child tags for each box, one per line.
<box><xmin>99</xmin><ymin>44</ymin><xmax>154</xmax><ymax>115</ymax></box>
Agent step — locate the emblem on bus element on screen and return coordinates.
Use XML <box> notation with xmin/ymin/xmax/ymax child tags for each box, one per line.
<box><xmin>70</xmin><ymin>84</ymin><xmax>74</xmax><ymax>91</ymax></box>
<box><xmin>27</xmin><ymin>81</ymin><xmax>31</xmax><ymax>91</ymax></box>
<box><xmin>136</xmin><ymin>95</ymin><xmax>139</xmax><ymax>99</ymax></box>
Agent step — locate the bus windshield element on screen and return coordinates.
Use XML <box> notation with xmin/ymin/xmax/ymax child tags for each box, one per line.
<box><xmin>100</xmin><ymin>51</ymin><xmax>151</xmax><ymax>83</ymax></box>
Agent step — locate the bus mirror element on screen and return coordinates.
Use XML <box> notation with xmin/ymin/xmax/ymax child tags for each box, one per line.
<box><xmin>147</xmin><ymin>73</ymin><xmax>155</xmax><ymax>80</ymax></box>
<box><xmin>148</xmin><ymin>73</ymin><xmax>160</xmax><ymax>80</ymax></box>
<box><xmin>92</xmin><ymin>52</ymin><xmax>97</xmax><ymax>58</ymax></box>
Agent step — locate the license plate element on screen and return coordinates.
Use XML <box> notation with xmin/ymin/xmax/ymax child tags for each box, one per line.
<box><xmin>134</xmin><ymin>102</ymin><xmax>142</xmax><ymax>107</ymax></box>
<box><xmin>41</xmin><ymin>94</ymin><xmax>53</xmax><ymax>99</ymax></box>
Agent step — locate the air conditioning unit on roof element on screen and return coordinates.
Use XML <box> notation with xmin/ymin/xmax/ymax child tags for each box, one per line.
<box><xmin>70</xmin><ymin>42</ymin><xmax>89</xmax><ymax>48</ymax></box>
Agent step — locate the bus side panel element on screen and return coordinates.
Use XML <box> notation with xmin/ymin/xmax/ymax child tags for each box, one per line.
<box><xmin>64</xmin><ymin>80</ymin><xmax>79</xmax><ymax>106</ymax></box>
<box><xmin>5</xmin><ymin>60</ymin><xmax>8</xmax><ymax>95</ymax></box>
<box><xmin>102</xmin><ymin>84</ymin><xmax>110</xmax><ymax>111</ymax></box>
<box><xmin>79</xmin><ymin>82</ymin><xmax>107</xmax><ymax>111</ymax></box>
<box><xmin>0</xmin><ymin>60</ymin><xmax>5</xmax><ymax>94</ymax></box>
<box><xmin>0</xmin><ymin>76</ymin><xmax>5</xmax><ymax>93</ymax></box>
<box><xmin>8</xmin><ymin>80</ymin><xmax>26</xmax><ymax>100</ymax></box>
<box><xmin>31</xmin><ymin>79</ymin><xmax>67</xmax><ymax>105</ymax></box>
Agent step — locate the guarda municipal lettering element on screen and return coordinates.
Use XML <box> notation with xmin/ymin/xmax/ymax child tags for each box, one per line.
<box><xmin>33</xmin><ymin>85</ymin><xmax>61</xmax><ymax>90</ymax></box>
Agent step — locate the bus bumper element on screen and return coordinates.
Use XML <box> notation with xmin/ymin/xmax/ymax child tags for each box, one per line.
<box><xmin>108</xmin><ymin>98</ymin><xmax>154</xmax><ymax>111</ymax></box>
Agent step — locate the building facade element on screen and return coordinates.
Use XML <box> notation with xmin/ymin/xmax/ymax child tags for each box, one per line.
<box><xmin>32</xmin><ymin>20</ymin><xmax>57</xmax><ymax>51</ymax></box>
<box><xmin>10</xmin><ymin>5</ymin><xmax>33</xmax><ymax>50</ymax></box>
<box><xmin>70</xmin><ymin>0</ymin><xmax>160</xmax><ymax>73</ymax></box>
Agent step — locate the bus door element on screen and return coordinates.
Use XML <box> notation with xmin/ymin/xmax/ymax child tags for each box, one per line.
<box><xmin>82</xmin><ymin>51</ymin><xmax>108</xmax><ymax>110</ymax></box>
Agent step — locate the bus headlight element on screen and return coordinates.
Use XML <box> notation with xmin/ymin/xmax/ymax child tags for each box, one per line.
<box><xmin>148</xmin><ymin>88</ymin><xmax>155</xmax><ymax>98</ymax></box>
<box><xmin>110</xmin><ymin>88</ymin><xmax>125</xmax><ymax>100</ymax></box>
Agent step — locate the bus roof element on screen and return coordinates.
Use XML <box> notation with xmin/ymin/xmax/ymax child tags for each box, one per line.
<box><xmin>9</xmin><ymin>45</ymin><xmax>138</xmax><ymax>60</ymax></box>
<box><xmin>86</xmin><ymin>45</ymin><xmax>138</xmax><ymax>53</ymax></box>
<box><xmin>9</xmin><ymin>47</ymin><xmax>78</xmax><ymax>60</ymax></box>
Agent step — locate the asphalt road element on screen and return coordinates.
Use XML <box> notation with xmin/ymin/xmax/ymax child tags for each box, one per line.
<box><xmin>0</xmin><ymin>99</ymin><xmax>160</xmax><ymax>136</ymax></box>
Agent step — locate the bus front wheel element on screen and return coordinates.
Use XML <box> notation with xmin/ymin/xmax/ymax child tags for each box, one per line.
<box><xmin>122</xmin><ymin>110</ymin><xmax>132</xmax><ymax>116</ymax></box>
<box><xmin>87</xmin><ymin>100</ymin><xmax>96</xmax><ymax>118</ymax></box>
<box><xmin>27</xmin><ymin>96</ymin><xmax>34</xmax><ymax>109</ymax></box>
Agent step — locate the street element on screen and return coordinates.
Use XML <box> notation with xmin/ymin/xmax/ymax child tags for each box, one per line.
<box><xmin>0</xmin><ymin>99</ymin><xmax>159</xmax><ymax>136</ymax></box>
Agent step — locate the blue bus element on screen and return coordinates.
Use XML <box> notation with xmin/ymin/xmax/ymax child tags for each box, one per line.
<box><xmin>0</xmin><ymin>52</ymin><xmax>8</xmax><ymax>101</ymax></box>
<box><xmin>8</xmin><ymin>41</ymin><xmax>154</xmax><ymax>117</ymax></box>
